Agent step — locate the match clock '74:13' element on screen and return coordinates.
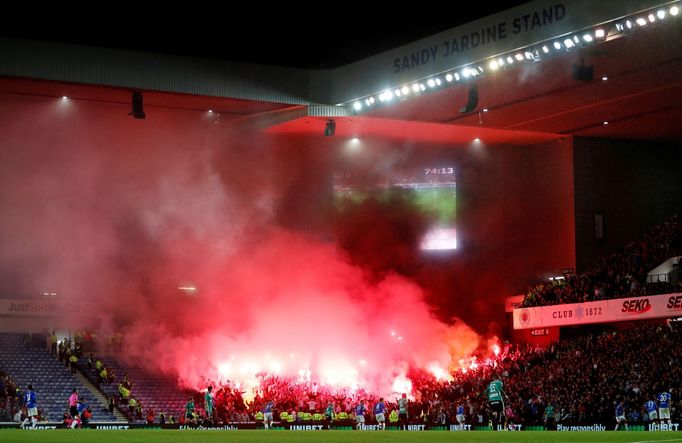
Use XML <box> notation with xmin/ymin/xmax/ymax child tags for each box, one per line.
<box><xmin>424</xmin><ymin>167</ymin><xmax>454</xmax><ymax>174</ymax></box>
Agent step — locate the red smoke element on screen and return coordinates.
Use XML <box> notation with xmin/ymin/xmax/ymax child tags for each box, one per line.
<box><xmin>0</xmin><ymin>88</ymin><xmax>487</xmax><ymax>396</ymax></box>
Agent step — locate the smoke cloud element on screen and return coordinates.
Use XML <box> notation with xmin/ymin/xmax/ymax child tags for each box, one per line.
<box><xmin>0</xmin><ymin>93</ymin><xmax>487</xmax><ymax>395</ymax></box>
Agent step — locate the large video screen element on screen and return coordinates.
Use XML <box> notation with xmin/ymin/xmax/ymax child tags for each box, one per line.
<box><xmin>333</xmin><ymin>166</ymin><xmax>456</xmax><ymax>251</ymax></box>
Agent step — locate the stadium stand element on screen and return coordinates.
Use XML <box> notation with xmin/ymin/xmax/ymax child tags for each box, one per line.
<box><xmin>522</xmin><ymin>213</ymin><xmax>682</xmax><ymax>307</ymax></box>
<box><xmin>0</xmin><ymin>333</ymin><xmax>116</xmax><ymax>422</ymax></box>
<box><xmin>143</xmin><ymin>322</ymin><xmax>676</xmax><ymax>430</ymax></box>
<box><xmin>78</xmin><ymin>354</ymin><xmax>188</xmax><ymax>422</ymax></box>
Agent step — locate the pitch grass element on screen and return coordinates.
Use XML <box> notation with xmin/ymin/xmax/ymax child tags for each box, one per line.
<box><xmin>0</xmin><ymin>430</ymin><xmax>678</xmax><ymax>443</ymax></box>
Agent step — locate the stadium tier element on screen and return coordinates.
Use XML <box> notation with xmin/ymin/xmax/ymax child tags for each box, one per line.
<box><xmin>0</xmin><ymin>334</ymin><xmax>116</xmax><ymax>422</ymax></box>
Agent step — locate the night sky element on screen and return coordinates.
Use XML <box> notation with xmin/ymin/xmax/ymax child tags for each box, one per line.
<box><xmin>3</xmin><ymin>2</ymin><xmax>529</xmax><ymax>68</ymax></box>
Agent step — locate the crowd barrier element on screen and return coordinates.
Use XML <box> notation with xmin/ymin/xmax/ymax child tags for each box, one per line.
<box><xmin>0</xmin><ymin>421</ymin><xmax>679</xmax><ymax>431</ymax></box>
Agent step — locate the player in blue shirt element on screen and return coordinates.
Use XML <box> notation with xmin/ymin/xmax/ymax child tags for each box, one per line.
<box><xmin>456</xmin><ymin>403</ymin><xmax>465</xmax><ymax>427</ymax></box>
<box><xmin>77</xmin><ymin>398</ymin><xmax>90</xmax><ymax>427</ymax></box>
<box><xmin>262</xmin><ymin>400</ymin><xmax>274</xmax><ymax>430</ymax></box>
<box><xmin>644</xmin><ymin>398</ymin><xmax>658</xmax><ymax>422</ymax></box>
<box><xmin>658</xmin><ymin>390</ymin><xmax>672</xmax><ymax>426</ymax></box>
<box><xmin>614</xmin><ymin>399</ymin><xmax>628</xmax><ymax>431</ymax></box>
<box><xmin>355</xmin><ymin>400</ymin><xmax>366</xmax><ymax>430</ymax></box>
<box><xmin>374</xmin><ymin>398</ymin><xmax>386</xmax><ymax>430</ymax></box>
<box><xmin>20</xmin><ymin>384</ymin><xmax>37</xmax><ymax>429</ymax></box>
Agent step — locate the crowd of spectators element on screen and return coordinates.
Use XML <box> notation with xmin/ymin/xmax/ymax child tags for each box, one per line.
<box><xmin>0</xmin><ymin>372</ymin><xmax>48</xmax><ymax>424</ymax></box>
<box><xmin>7</xmin><ymin>320</ymin><xmax>680</xmax><ymax>428</ymax></box>
<box><xmin>0</xmin><ymin>372</ymin><xmax>20</xmax><ymax>422</ymax></box>
<box><xmin>17</xmin><ymin>214</ymin><xmax>680</xmax><ymax>427</ymax></box>
<box><xmin>77</xmin><ymin>354</ymin><xmax>146</xmax><ymax>421</ymax></box>
<box><xmin>522</xmin><ymin>213</ymin><xmax>682</xmax><ymax>307</ymax></box>
<box><xmin>486</xmin><ymin>322</ymin><xmax>681</xmax><ymax>426</ymax></box>
<box><xmin>73</xmin><ymin>350</ymin><xmax>187</xmax><ymax>425</ymax></box>
<box><xmin>160</xmin><ymin>322</ymin><xmax>679</xmax><ymax>428</ymax></box>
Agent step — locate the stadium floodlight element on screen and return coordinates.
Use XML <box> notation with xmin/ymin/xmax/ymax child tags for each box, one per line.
<box><xmin>341</xmin><ymin>1</ymin><xmax>682</xmax><ymax>117</ymax></box>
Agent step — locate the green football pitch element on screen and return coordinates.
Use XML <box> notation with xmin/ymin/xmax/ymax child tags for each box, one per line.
<box><xmin>0</xmin><ymin>430</ymin><xmax>679</xmax><ymax>443</ymax></box>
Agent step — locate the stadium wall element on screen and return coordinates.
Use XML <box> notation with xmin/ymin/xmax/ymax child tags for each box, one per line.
<box><xmin>573</xmin><ymin>137</ymin><xmax>682</xmax><ymax>272</ymax></box>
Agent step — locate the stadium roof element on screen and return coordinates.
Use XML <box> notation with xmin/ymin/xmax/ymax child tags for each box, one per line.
<box><xmin>2</xmin><ymin>0</ymin><xmax>681</xmax><ymax>143</ymax></box>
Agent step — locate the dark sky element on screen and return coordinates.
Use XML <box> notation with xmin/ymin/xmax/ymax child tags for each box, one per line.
<box><xmin>4</xmin><ymin>2</ymin><xmax>529</xmax><ymax>68</ymax></box>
